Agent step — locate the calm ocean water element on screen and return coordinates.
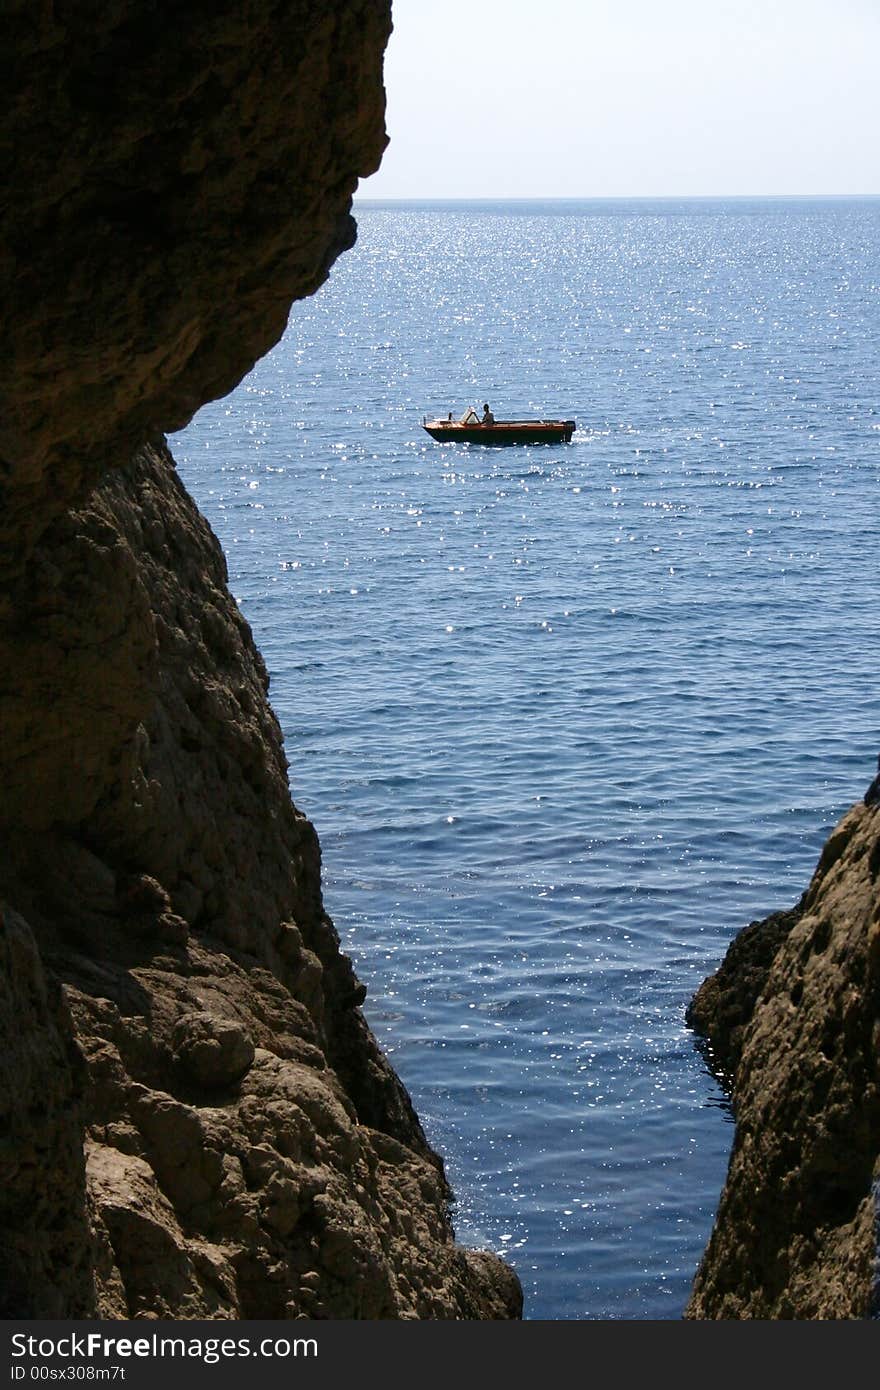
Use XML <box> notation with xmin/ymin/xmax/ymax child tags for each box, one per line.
<box><xmin>173</xmin><ymin>197</ymin><xmax>880</xmax><ymax>1319</ymax></box>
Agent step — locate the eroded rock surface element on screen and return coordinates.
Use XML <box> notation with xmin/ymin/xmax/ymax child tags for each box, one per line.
<box><xmin>1</xmin><ymin>440</ymin><xmax>521</xmax><ymax>1319</ymax></box>
<box><xmin>0</xmin><ymin>2</ymin><xmax>521</xmax><ymax>1320</ymax></box>
<box><xmin>0</xmin><ymin>907</ymin><xmax>91</xmax><ymax>1316</ymax></box>
<box><xmin>687</xmin><ymin>801</ymin><xmax>880</xmax><ymax>1318</ymax></box>
<box><xmin>1</xmin><ymin>1</ymin><xmax>392</xmax><ymax>588</ymax></box>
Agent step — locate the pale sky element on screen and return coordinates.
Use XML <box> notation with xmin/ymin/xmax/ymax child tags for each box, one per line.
<box><xmin>358</xmin><ymin>0</ymin><xmax>880</xmax><ymax>198</ymax></box>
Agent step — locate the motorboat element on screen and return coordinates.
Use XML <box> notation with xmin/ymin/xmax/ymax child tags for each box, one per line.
<box><xmin>422</xmin><ymin>408</ymin><xmax>576</xmax><ymax>445</ymax></box>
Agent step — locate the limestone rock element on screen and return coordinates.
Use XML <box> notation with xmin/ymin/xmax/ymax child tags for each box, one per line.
<box><xmin>87</xmin><ymin>1142</ymin><xmax>239</xmax><ymax>1319</ymax></box>
<box><xmin>0</xmin><ymin>2</ymin><xmax>521</xmax><ymax>1322</ymax></box>
<box><xmin>1</xmin><ymin>442</ymin><xmax>522</xmax><ymax>1318</ymax></box>
<box><xmin>0</xmin><ymin>1</ymin><xmax>393</xmax><ymax>587</ymax></box>
<box><xmin>172</xmin><ymin>1012</ymin><xmax>256</xmax><ymax>1088</ymax></box>
<box><xmin>0</xmin><ymin>906</ymin><xmax>93</xmax><ymax>1316</ymax></box>
<box><xmin>686</xmin><ymin>907</ymin><xmax>802</xmax><ymax>1083</ymax></box>
<box><xmin>687</xmin><ymin>800</ymin><xmax>880</xmax><ymax>1318</ymax></box>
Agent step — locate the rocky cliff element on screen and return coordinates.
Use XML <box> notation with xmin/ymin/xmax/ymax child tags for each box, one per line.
<box><xmin>686</xmin><ymin>798</ymin><xmax>880</xmax><ymax>1318</ymax></box>
<box><xmin>0</xmin><ymin>2</ymin><xmax>521</xmax><ymax>1319</ymax></box>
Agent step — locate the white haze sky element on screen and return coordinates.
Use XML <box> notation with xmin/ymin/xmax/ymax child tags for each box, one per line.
<box><xmin>358</xmin><ymin>0</ymin><xmax>880</xmax><ymax>198</ymax></box>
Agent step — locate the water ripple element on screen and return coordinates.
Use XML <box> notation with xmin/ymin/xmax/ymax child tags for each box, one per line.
<box><xmin>175</xmin><ymin>197</ymin><xmax>880</xmax><ymax>1319</ymax></box>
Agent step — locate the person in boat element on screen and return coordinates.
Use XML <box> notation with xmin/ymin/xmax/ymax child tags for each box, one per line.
<box><xmin>481</xmin><ymin>402</ymin><xmax>495</xmax><ymax>424</ymax></box>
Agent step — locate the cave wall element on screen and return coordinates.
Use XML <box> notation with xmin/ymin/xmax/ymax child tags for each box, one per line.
<box><xmin>1</xmin><ymin>1</ymin><xmax>390</xmax><ymax>584</ymax></box>
<box><xmin>0</xmin><ymin>2</ymin><xmax>521</xmax><ymax>1319</ymax></box>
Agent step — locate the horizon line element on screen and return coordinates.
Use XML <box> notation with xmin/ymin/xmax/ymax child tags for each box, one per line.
<box><xmin>354</xmin><ymin>191</ymin><xmax>880</xmax><ymax>203</ymax></box>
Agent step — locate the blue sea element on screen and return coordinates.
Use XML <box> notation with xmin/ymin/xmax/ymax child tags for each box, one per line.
<box><xmin>173</xmin><ymin>197</ymin><xmax>880</xmax><ymax>1319</ymax></box>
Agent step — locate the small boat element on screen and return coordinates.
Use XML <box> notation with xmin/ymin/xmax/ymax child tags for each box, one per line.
<box><xmin>422</xmin><ymin>408</ymin><xmax>576</xmax><ymax>446</ymax></box>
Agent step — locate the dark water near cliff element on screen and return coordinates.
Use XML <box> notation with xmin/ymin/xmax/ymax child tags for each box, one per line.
<box><xmin>174</xmin><ymin>197</ymin><xmax>880</xmax><ymax>1319</ymax></box>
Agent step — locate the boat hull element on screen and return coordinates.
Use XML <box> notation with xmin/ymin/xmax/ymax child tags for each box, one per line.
<box><xmin>422</xmin><ymin>419</ymin><xmax>576</xmax><ymax>445</ymax></box>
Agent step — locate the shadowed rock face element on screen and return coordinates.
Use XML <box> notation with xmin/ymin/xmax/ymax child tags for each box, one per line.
<box><xmin>0</xmin><ymin>4</ymin><xmax>521</xmax><ymax>1319</ymax></box>
<box><xmin>687</xmin><ymin>802</ymin><xmax>880</xmax><ymax>1319</ymax></box>
<box><xmin>0</xmin><ymin>1</ymin><xmax>389</xmax><ymax>587</ymax></box>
